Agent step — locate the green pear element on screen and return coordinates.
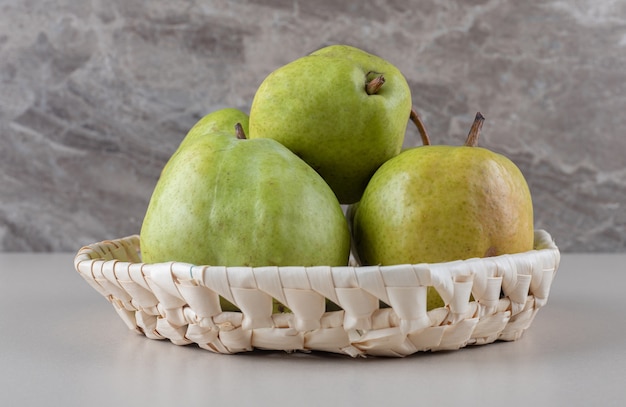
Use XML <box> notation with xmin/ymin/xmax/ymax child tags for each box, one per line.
<box><xmin>140</xmin><ymin>109</ymin><xmax>351</xmax><ymax>311</ymax></box>
<box><xmin>248</xmin><ymin>44</ymin><xmax>412</xmax><ymax>204</ymax></box>
<box><xmin>351</xmin><ymin>113</ymin><xmax>534</xmax><ymax>309</ymax></box>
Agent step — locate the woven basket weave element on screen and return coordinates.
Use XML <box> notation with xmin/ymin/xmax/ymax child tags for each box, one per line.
<box><xmin>73</xmin><ymin>229</ymin><xmax>559</xmax><ymax>357</ymax></box>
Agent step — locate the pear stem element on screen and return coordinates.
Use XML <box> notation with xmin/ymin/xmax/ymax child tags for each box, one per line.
<box><xmin>365</xmin><ymin>74</ymin><xmax>385</xmax><ymax>95</ymax></box>
<box><xmin>235</xmin><ymin>123</ymin><xmax>246</xmax><ymax>139</ymax></box>
<box><xmin>464</xmin><ymin>112</ymin><xmax>485</xmax><ymax>147</ymax></box>
<box><xmin>409</xmin><ymin>107</ymin><xmax>431</xmax><ymax>146</ymax></box>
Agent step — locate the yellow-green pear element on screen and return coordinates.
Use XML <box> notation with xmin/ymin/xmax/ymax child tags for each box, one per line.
<box><xmin>249</xmin><ymin>44</ymin><xmax>412</xmax><ymax>204</ymax></box>
<box><xmin>351</xmin><ymin>113</ymin><xmax>534</xmax><ymax>309</ymax></box>
<box><xmin>140</xmin><ymin>109</ymin><xmax>351</xmax><ymax>312</ymax></box>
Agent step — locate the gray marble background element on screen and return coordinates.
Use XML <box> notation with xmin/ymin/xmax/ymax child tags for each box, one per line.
<box><xmin>1</xmin><ymin>0</ymin><xmax>625</xmax><ymax>253</ymax></box>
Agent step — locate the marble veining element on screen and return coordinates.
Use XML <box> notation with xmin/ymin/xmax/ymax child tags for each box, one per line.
<box><xmin>1</xmin><ymin>0</ymin><xmax>625</xmax><ymax>252</ymax></box>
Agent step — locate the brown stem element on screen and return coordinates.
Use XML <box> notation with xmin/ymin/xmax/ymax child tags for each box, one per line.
<box><xmin>464</xmin><ymin>112</ymin><xmax>485</xmax><ymax>147</ymax></box>
<box><xmin>409</xmin><ymin>107</ymin><xmax>431</xmax><ymax>146</ymax></box>
<box><xmin>365</xmin><ymin>75</ymin><xmax>385</xmax><ymax>95</ymax></box>
<box><xmin>235</xmin><ymin>123</ymin><xmax>246</xmax><ymax>140</ymax></box>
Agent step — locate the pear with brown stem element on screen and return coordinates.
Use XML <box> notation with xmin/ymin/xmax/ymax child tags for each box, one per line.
<box><xmin>248</xmin><ymin>44</ymin><xmax>413</xmax><ymax>204</ymax></box>
<box><xmin>351</xmin><ymin>112</ymin><xmax>534</xmax><ymax>309</ymax></box>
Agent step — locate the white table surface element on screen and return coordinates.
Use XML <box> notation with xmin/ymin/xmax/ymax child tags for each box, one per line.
<box><xmin>1</xmin><ymin>252</ymin><xmax>624</xmax><ymax>407</ymax></box>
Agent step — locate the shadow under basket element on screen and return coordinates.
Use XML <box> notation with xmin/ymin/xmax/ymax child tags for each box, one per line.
<box><xmin>73</xmin><ymin>230</ymin><xmax>560</xmax><ymax>357</ymax></box>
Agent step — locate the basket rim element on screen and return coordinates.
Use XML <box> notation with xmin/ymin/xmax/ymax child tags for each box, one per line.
<box><xmin>75</xmin><ymin>229</ymin><xmax>559</xmax><ymax>271</ymax></box>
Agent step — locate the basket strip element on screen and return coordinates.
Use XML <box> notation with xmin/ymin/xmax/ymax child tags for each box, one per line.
<box><xmin>73</xmin><ymin>229</ymin><xmax>560</xmax><ymax>357</ymax></box>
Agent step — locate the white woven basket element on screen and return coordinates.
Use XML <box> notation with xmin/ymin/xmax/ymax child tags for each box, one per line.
<box><xmin>73</xmin><ymin>229</ymin><xmax>559</xmax><ymax>357</ymax></box>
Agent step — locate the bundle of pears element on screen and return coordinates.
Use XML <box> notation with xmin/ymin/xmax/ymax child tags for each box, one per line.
<box><xmin>140</xmin><ymin>45</ymin><xmax>534</xmax><ymax>312</ymax></box>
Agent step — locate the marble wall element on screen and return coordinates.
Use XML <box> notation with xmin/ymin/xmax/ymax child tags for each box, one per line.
<box><xmin>1</xmin><ymin>0</ymin><xmax>625</xmax><ymax>252</ymax></box>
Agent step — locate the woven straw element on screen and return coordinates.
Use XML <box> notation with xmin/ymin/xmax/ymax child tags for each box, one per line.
<box><xmin>73</xmin><ymin>229</ymin><xmax>559</xmax><ymax>357</ymax></box>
